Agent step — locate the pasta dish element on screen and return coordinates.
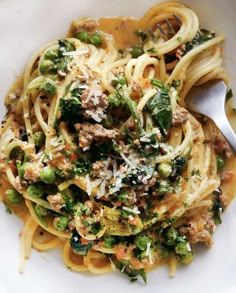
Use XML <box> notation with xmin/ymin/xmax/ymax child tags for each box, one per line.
<box><xmin>0</xmin><ymin>1</ymin><xmax>235</xmax><ymax>283</ymax></box>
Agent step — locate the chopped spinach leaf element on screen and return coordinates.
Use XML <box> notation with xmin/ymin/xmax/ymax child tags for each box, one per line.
<box><xmin>104</xmin><ymin>235</ymin><xmax>117</xmax><ymax>248</ymax></box>
<box><xmin>61</xmin><ymin>193</ymin><xmax>75</xmax><ymax>213</ymax></box>
<box><xmin>170</xmin><ymin>155</ymin><xmax>186</xmax><ymax>180</ymax></box>
<box><xmin>70</xmin><ymin>229</ymin><xmax>92</xmax><ymax>255</ymax></box>
<box><xmin>57</xmin><ymin>95</ymin><xmax>82</xmax><ymax>129</ymax></box>
<box><xmin>183</xmin><ymin>29</ymin><xmax>215</xmax><ymax>55</ymax></box>
<box><xmin>116</xmin><ymin>261</ymin><xmax>147</xmax><ymax>284</ymax></box>
<box><xmin>135</xmin><ymin>30</ymin><xmax>148</xmax><ymax>42</ymax></box>
<box><xmin>68</xmin><ymin>159</ymin><xmax>91</xmax><ymax>178</ymax></box>
<box><xmin>91</xmin><ymin>222</ymin><xmax>103</xmax><ymax>235</ymax></box>
<box><xmin>226</xmin><ymin>89</ymin><xmax>233</xmax><ymax>101</ymax></box>
<box><xmin>212</xmin><ymin>188</ymin><xmax>223</xmax><ymax>224</ymax></box>
<box><xmin>144</xmin><ymin>88</ymin><xmax>172</xmax><ymax>136</ymax></box>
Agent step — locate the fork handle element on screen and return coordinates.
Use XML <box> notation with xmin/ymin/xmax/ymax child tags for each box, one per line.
<box><xmin>214</xmin><ymin>114</ymin><xmax>236</xmax><ymax>156</ymax></box>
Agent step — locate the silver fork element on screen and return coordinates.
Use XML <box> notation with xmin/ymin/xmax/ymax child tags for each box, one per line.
<box><xmin>186</xmin><ymin>80</ymin><xmax>236</xmax><ymax>156</ymax></box>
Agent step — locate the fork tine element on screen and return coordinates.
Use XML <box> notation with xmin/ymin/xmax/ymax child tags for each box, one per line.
<box><xmin>157</xmin><ymin>23</ymin><xmax>168</xmax><ymax>39</ymax></box>
<box><xmin>165</xmin><ymin>19</ymin><xmax>176</xmax><ymax>35</ymax></box>
<box><xmin>148</xmin><ymin>28</ymin><xmax>156</xmax><ymax>38</ymax></box>
<box><xmin>157</xmin><ymin>14</ymin><xmax>182</xmax><ymax>40</ymax></box>
<box><xmin>173</xmin><ymin>14</ymin><xmax>182</xmax><ymax>26</ymax></box>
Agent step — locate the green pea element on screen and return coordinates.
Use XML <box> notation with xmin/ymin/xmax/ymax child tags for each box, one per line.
<box><xmin>27</xmin><ymin>183</ymin><xmax>44</xmax><ymax>198</ymax></box>
<box><xmin>54</xmin><ymin>216</ymin><xmax>69</xmax><ymax>231</ymax></box>
<box><xmin>75</xmin><ymin>30</ymin><xmax>89</xmax><ymax>43</ymax></box>
<box><xmin>35</xmin><ymin>204</ymin><xmax>48</xmax><ymax>216</ymax></box>
<box><xmin>108</xmin><ymin>92</ymin><xmax>123</xmax><ymax>108</ymax></box>
<box><xmin>17</xmin><ymin>161</ymin><xmax>31</xmax><ymax>181</ymax></box>
<box><xmin>40</xmin><ymin>166</ymin><xmax>56</xmax><ymax>184</ymax></box>
<box><xmin>137</xmin><ymin>247</ymin><xmax>154</xmax><ymax>261</ymax></box>
<box><xmin>39</xmin><ymin>59</ymin><xmax>55</xmax><ymax>74</ymax></box>
<box><xmin>134</xmin><ymin>235</ymin><xmax>151</xmax><ymax>251</ymax></box>
<box><xmin>104</xmin><ymin>235</ymin><xmax>116</xmax><ymax>248</ymax></box>
<box><xmin>33</xmin><ymin>131</ymin><xmax>45</xmax><ymax>147</ymax></box>
<box><xmin>175</xmin><ymin>240</ymin><xmax>193</xmax><ymax>264</ymax></box>
<box><xmin>111</xmin><ymin>75</ymin><xmax>127</xmax><ymax>87</ymax></box>
<box><xmin>158</xmin><ymin>162</ymin><xmax>172</xmax><ymax>178</ymax></box>
<box><xmin>90</xmin><ymin>32</ymin><xmax>102</xmax><ymax>47</ymax></box>
<box><xmin>164</xmin><ymin>227</ymin><xmax>178</xmax><ymax>246</ymax></box>
<box><xmin>91</xmin><ymin>222</ymin><xmax>103</xmax><ymax>235</ymax></box>
<box><xmin>131</xmin><ymin>45</ymin><xmax>144</xmax><ymax>58</ymax></box>
<box><xmin>44</xmin><ymin>49</ymin><xmax>58</xmax><ymax>60</ymax></box>
<box><xmin>5</xmin><ymin>188</ymin><xmax>23</xmax><ymax>204</ymax></box>
<box><xmin>117</xmin><ymin>75</ymin><xmax>127</xmax><ymax>85</ymax></box>
<box><xmin>40</xmin><ymin>79</ymin><xmax>57</xmax><ymax>97</ymax></box>
<box><xmin>160</xmin><ymin>245</ymin><xmax>171</xmax><ymax>259</ymax></box>
<box><xmin>216</xmin><ymin>156</ymin><xmax>225</xmax><ymax>172</ymax></box>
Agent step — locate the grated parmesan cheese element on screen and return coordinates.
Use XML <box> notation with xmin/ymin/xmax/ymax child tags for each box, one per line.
<box><xmin>85</xmin><ymin>174</ymin><xmax>92</xmax><ymax>196</ymax></box>
<box><xmin>62</xmin><ymin>48</ymin><xmax>89</xmax><ymax>56</ymax></box>
<box><xmin>9</xmin><ymin>93</ymin><xmax>17</xmax><ymax>100</ymax></box>
<box><xmin>145</xmin><ymin>242</ymin><xmax>153</xmax><ymax>264</ymax></box>
<box><xmin>123</xmin><ymin>206</ymin><xmax>140</xmax><ymax>215</ymax></box>
<box><xmin>85</xmin><ymin>110</ymin><xmax>102</xmax><ymax>122</ymax></box>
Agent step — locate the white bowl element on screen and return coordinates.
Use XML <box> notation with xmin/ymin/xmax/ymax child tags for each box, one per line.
<box><xmin>0</xmin><ymin>1</ymin><xmax>236</xmax><ymax>293</ymax></box>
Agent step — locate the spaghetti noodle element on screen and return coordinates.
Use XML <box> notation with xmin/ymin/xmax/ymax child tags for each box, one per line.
<box><xmin>0</xmin><ymin>1</ymin><xmax>235</xmax><ymax>283</ymax></box>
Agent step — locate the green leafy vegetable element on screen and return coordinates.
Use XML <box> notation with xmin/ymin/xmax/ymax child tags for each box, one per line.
<box><xmin>67</xmin><ymin>159</ymin><xmax>91</xmax><ymax>179</ymax></box>
<box><xmin>40</xmin><ymin>79</ymin><xmax>57</xmax><ymax>96</ymax></box>
<box><xmin>124</xmin><ymin>92</ymin><xmax>144</xmax><ymax>135</ymax></box>
<box><xmin>3</xmin><ymin>201</ymin><xmax>12</xmax><ymax>214</ymax></box>
<box><xmin>163</xmin><ymin>227</ymin><xmax>179</xmax><ymax>246</ymax></box>
<box><xmin>61</xmin><ymin>193</ymin><xmax>76</xmax><ymax>213</ymax></box>
<box><xmin>34</xmin><ymin>204</ymin><xmax>48</xmax><ymax>227</ymax></box>
<box><xmin>57</xmin><ymin>96</ymin><xmax>82</xmax><ymax>128</ymax></box>
<box><xmin>116</xmin><ymin>262</ymin><xmax>147</xmax><ymax>284</ymax></box>
<box><xmin>70</xmin><ymin>229</ymin><xmax>92</xmax><ymax>255</ymax></box>
<box><xmin>108</xmin><ymin>92</ymin><xmax>124</xmax><ymax>108</ymax></box>
<box><xmin>134</xmin><ymin>235</ymin><xmax>151</xmax><ymax>251</ymax></box>
<box><xmin>131</xmin><ymin>46</ymin><xmax>144</xmax><ymax>58</ymax></box>
<box><xmin>144</xmin><ymin>88</ymin><xmax>172</xmax><ymax>136</ymax></box>
<box><xmin>135</xmin><ymin>30</ymin><xmax>148</xmax><ymax>42</ymax></box>
<box><xmin>171</xmin><ymin>155</ymin><xmax>186</xmax><ymax>180</ymax></box>
<box><xmin>183</xmin><ymin>29</ymin><xmax>215</xmax><ymax>55</ymax></box>
<box><xmin>104</xmin><ymin>235</ymin><xmax>116</xmax><ymax>248</ymax></box>
<box><xmin>175</xmin><ymin>239</ymin><xmax>193</xmax><ymax>265</ymax></box>
<box><xmin>226</xmin><ymin>89</ymin><xmax>233</xmax><ymax>101</ymax></box>
<box><xmin>135</xmin><ymin>132</ymin><xmax>159</xmax><ymax>158</ymax></box>
<box><xmin>108</xmin><ymin>88</ymin><xmax>143</xmax><ymax>135</ymax></box>
<box><xmin>90</xmin><ymin>222</ymin><xmax>103</xmax><ymax>235</ymax></box>
<box><xmin>212</xmin><ymin>188</ymin><xmax>224</xmax><ymax>224</ymax></box>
